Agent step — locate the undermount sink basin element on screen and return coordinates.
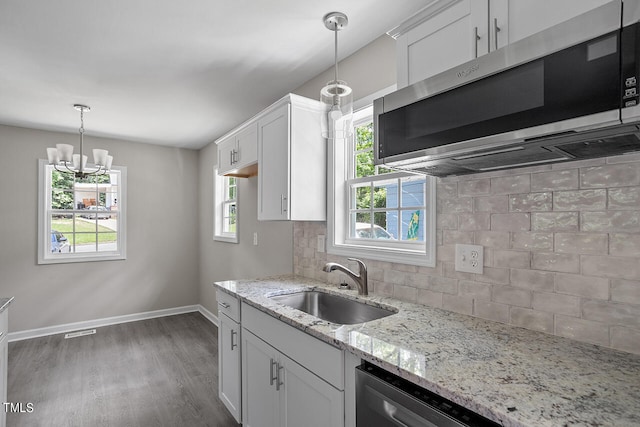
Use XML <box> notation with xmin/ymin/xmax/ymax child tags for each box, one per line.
<box><xmin>269</xmin><ymin>291</ymin><xmax>396</xmax><ymax>324</ymax></box>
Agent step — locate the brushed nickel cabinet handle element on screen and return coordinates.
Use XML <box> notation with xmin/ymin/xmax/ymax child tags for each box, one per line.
<box><xmin>493</xmin><ymin>17</ymin><xmax>501</xmax><ymax>51</ymax></box>
<box><xmin>218</xmin><ymin>301</ymin><xmax>230</xmax><ymax>309</ymax></box>
<box><xmin>230</xmin><ymin>329</ymin><xmax>237</xmax><ymax>350</ymax></box>
<box><xmin>473</xmin><ymin>27</ymin><xmax>481</xmax><ymax>58</ymax></box>
<box><xmin>269</xmin><ymin>358</ymin><xmax>278</xmax><ymax>387</ymax></box>
<box><xmin>276</xmin><ymin>363</ymin><xmax>284</xmax><ymax>391</ymax></box>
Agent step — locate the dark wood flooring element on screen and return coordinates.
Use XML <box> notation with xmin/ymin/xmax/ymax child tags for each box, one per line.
<box><xmin>7</xmin><ymin>312</ymin><xmax>239</xmax><ymax>427</ymax></box>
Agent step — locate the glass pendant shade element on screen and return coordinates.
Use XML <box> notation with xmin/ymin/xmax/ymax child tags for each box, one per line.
<box><xmin>320</xmin><ymin>11</ymin><xmax>353</xmax><ymax>140</ymax></box>
<box><xmin>321</xmin><ymin>80</ymin><xmax>353</xmax><ymax>139</ymax></box>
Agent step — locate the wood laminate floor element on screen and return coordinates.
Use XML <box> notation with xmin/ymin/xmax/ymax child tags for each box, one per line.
<box><xmin>7</xmin><ymin>312</ymin><xmax>239</xmax><ymax>427</ymax></box>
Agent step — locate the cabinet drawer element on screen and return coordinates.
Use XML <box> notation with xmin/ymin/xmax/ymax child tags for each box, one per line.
<box><xmin>242</xmin><ymin>302</ymin><xmax>344</xmax><ymax>389</ymax></box>
<box><xmin>0</xmin><ymin>309</ymin><xmax>7</xmax><ymax>338</ymax></box>
<box><xmin>217</xmin><ymin>290</ymin><xmax>240</xmax><ymax>323</ymax></box>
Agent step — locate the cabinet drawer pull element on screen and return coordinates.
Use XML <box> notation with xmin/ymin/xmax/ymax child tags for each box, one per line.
<box><xmin>230</xmin><ymin>329</ymin><xmax>238</xmax><ymax>350</ymax></box>
<box><xmin>280</xmin><ymin>195</ymin><xmax>288</xmax><ymax>215</ymax></box>
<box><xmin>276</xmin><ymin>363</ymin><xmax>284</xmax><ymax>391</ymax></box>
<box><xmin>269</xmin><ymin>358</ymin><xmax>278</xmax><ymax>387</ymax></box>
<box><xmin>493</xmin><ymin>18</ymin><xmax>501</xmax><ymax>51</ymax></box>
<box><xmin>230</xmin><ymin>150</ymin><xmax>234</xmax><ymax>165</ymax></box>
<box><xmin>218</xmin><ymin>301</ymin><xmax>231</xmax><ymax>309</ymax></box>
<box><xmin>473</xmin><ymin>26</ymin><xmax>481</xmax><ymax>58</ymax></box>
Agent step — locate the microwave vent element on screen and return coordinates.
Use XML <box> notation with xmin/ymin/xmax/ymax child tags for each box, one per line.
<box><xmin>551</xmin><ymin>133</ymin><xmax>640</xmax><ymax>158</ymax></box>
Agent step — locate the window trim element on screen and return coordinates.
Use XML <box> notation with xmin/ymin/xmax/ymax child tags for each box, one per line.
<box><xmin>37</xmin><ymin>159</ymin><xmax>127</xmax><ymax>264</ymax></box>
<box><xmin>213</xmin><ymin>168</ymin><xmax>239</xmax><ymax>244</ymax></box>
<box><xmin>327</xmin><ymin>87</ymin><xmax>437</xmax><ymax>267</ymax></box>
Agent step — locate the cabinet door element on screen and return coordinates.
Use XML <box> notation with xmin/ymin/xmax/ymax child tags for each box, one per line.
<box><xmin>280</xmin><ymin>352</ymin><xmax>344</xmax><ymax>427</ymax></box>
<box><xmin>217</xmin><ymin>136</ymin><xmax>236</xmax><ymax>175</ymax></box>
<box><xmin>397</xmin><ymin>0</ymin><xmax>489</xmax><ymax>87</ymax></box>
<box><xmin>505</xmin><ymin>0</ymin><xmax>611</xmax><ymax>45</ymax></box>
<box><xmin>218</xmin><ymin>313</ymin><xmax>241</xmax><ymax>423</ymax></box>
<box><xmin>258</xmin><ymin>104</ymin><xmax>290</xmax><ymax>220</ymax></box>
<box><xmin>235</xmin><ymin>122</ymin><xmax>258</xmax><ymax>169</ymax></box>
<box><xmin>242</xmin><ymin>329</ymin><xmax>279</xmax><ymax>427</ymax></box>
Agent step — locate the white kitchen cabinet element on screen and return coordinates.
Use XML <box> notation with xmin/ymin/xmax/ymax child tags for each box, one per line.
<box><xmin>241</xmin><ymin>302</ymin><xmax>344</xmax><ymax>427</ymax></box>
<box><xmin>257</xmin><ymin>95</ymin><xmax>326</xmax><ymax>221</ymax></box>
<box><xmin>0</xmin><ymin>309</ymin><xmax>8</xmax><ymax>427</ymax></box>
<box><xmin>216</xmin><ymin>291</ymin><xmax>241</xmax><ymax>423</ymax></box>
<box><xmin>217</xmin><ymin>122</ymin><xmax>258</xmax><ymax>178</ymax></box>
<box><xmin>394</xmin><ymin>0</ymin><xmax>610</xmax><ymax>88</ymax></box>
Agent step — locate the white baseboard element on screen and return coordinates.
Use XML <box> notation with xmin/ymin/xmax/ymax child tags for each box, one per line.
<box><xmin>8</xmin><ymin>304</ymin><xmax>218</xmax><ymax>342</ymax></box>
<box><xmin>198</xmin><ymin>304</ymin><xmax>218</xmax><ymax>326</ymax></box>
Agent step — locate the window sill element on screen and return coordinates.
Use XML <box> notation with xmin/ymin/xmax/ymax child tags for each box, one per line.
<box><xmin>214</xmin><ymin>235</ymin><xmax>238</xmax><ymax>244</ymax></box>
<box><xmin>327</xmin><ymin>241</ymin><xmax>435</xmax><ymax>267</ymax></box>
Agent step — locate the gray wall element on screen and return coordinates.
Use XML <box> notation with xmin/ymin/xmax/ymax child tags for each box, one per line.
<box><xmin>0</xmin><ymin>124</ymin><xmax>200</xmax><ymax>332</ymax></box>
<box><xmin>197</xmin><ymin>139</ymin><xmax>294</xmax><ymax>315</ymax></box>
<box><xmin>293</xmin><ymin>35</ymin><xmax>396</xmax><ymax>102</ymax></box>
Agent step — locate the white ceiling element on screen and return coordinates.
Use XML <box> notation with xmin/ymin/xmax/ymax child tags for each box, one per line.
<box><xmin>0</xmin><ymin>0</ymin><xmax>430</xmax><ymax>149</ymax></box>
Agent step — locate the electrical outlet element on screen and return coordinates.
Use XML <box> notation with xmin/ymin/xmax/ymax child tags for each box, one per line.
<box><xmin>317</xmin><ymin>235</ymin><xmax>326</xmax><ymax>253</ymax></box>
<box><xmin>455</xmin><ymin>244</ymin><xmax>483</xmax><ymax>274</ymax></box>
<box><xmin>253</xmin><ymin>232</ymin><xmax>258</xmax><ymax>246</ymax></box>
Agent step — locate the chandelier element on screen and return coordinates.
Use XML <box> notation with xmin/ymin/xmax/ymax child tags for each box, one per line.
<box><xmin>320</xmin><ymin>12</ymin><xmax>353</xmax><ymax>139</ymax></box>
<box><xmin>46</xmin><ymin>104</ymin><xmax>113</xmax><ymax>178</ymax></box>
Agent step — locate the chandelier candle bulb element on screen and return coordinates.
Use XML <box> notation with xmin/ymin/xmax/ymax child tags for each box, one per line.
<box><xmin>72</xmin><ymin>154</ymin><xmax>88</xmax><ymax>171</ymax></box>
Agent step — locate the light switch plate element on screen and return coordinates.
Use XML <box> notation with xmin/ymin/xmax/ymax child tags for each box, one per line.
<box><xmin>455</xmin><ymin>244</ymin><xmax>483</xmax><ymax>274</ymax></box>
<box><xmin>317</xmin><ymin>235</ymin><xmax>326</xmax><ymax>253</ymax></box>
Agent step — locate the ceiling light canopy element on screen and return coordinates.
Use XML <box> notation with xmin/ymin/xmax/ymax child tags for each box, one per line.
<box><xmin>320</xmin><ymin>11</ymin><xmax>353</xmax><ymax>140</ymax></box>
<box><xmin>46</xmin><ymin>104</ymin><xmax>113</xmax><ymax>178</ymax></box>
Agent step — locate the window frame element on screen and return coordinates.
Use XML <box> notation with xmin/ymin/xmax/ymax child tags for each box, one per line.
<box><xmin>327</xmin><ymin>87</ymin><xmax>437</xmax><ymax>267</ymax></box>
<box><xmin>214</xmin><ymin>169</ymin><xmax>239</xmax><ymax>244</ymax></box>
<box><xmin>37</xmin><ymin>159</ymin><xmax>127</xmax><ymax>264</ymax></box>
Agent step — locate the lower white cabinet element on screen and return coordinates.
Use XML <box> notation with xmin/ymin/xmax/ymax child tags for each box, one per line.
<box><xmin>241</xmin><ymin>302</ymin><xmax>344</xmax><ymax>427</ymax></box>
<box><xmin>218</xmin><ymin>312</ymin><xmax>241</xmax><ymax>423</ymax></box>
<box><xmin>0</xmin><ymin>308</ymin><xmax>8</xmax><ymax>427</ymax></box>
<box><xmin>242</xmin><ymin>329</ymin><xmax>343</xmax><ymax>427</ymax></box>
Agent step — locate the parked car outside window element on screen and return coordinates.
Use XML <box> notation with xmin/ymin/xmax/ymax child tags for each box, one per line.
<box><xmin>80</xmin><ymin>205</ymin><xmax>111</xmax><ymax>219</ymax></box>
<box><xmin>51</xmin><ymin>230</ymin><xmax>70</xmax><ymax>252</ymax></box>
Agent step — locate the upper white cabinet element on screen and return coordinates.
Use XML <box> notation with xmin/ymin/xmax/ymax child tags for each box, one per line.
<box><xmin>393</xmin><ymin>0</ymin><xmax>611</xmax><ymax>88</ymax></box>
<box><xmin>257</xmin><ymin>95</ymin><xmax>326</xmax><ymax>221</ymax></box>
<box><xmin>217</xmin><ymin>122</ymin><xmax>258</xmax><ymax>178</ymax></box>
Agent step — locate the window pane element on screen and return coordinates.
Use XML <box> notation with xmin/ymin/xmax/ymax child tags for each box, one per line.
<box><xmin>351</xmin><ymin>185</ymin><xmax>371</xmax><ymax>210</ymax></box>
<box><xmin>49</xmin><ymin>215</ymin><xmax>72</xmax><ymax>253</ymax></box>
<box><xmin>74</xmin><ymin>233</ymin><xmax>98</xmax><ymax>252</ymax></box>
<box><xmin>373</xmin><ymin>183</ymin><xmax>393</xmax><ymax>209</ymax></box>
<box><xmin>355</xmin><ymin>122</ymin><xmax>373</xmax><ymax>151</ymax></box>
<box><xmin>401</xmin><ymin>210</ymin><xmax>425</xmax><ymax>241</ymax></box>
<box><xmin>98</xmin><ymin>232</ymin><xmax>118</xmax><ymax>251</ymax></box>
<box><xmin>355</xmin><ymin>151</ymin><xmax>375</xmax><ymax>178</ymax></box>
<box><xmin>228</xmin><ymin>185</ymin><xmax>237</xmax><ymax>200</ymax></box>
<box><xmin>51</xmin><ymin>189</ymin><xmax>74</xmax><ymax>209</ymax></box>
<box><xmin>401</xmin><ymin>177</ymin><xmax>426</xmax><ymax>208</ymax></box>
<box><xmin>373</xmin><ymin>212</ymin><xmax>395</xmax><ymax>240</ymax></box>
<box><xmin>51</xmin><ymin>170</ymin><xmax>73</xmax><ymax>190</ymax></box>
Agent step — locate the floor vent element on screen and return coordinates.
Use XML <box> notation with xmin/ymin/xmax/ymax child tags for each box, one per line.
<box><xmin>64</xmin><ymin>329</ymin><xmax>96</xmax><ymax>339</ymax></box>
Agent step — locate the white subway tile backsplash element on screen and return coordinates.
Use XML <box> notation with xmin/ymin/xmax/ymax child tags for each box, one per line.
<box><xmin>532</xmin><ymin>212</ymin><xmax>579</xmax><ymax>232</ymax></box>
<box><xmin>610</xmin><ymin>279</ymin><xmax>640</xmax><ymax>305</ymax></box>
<box><xmin>510</xmin><ymin>307</ymin><xmax>554</xmax><ymax>333</ymax></box>
<box><xmin>509</xmin><ymin>192</ymin><xmax>553</xmax><ymax>212</ymax></box>
<box><xmin>581</xmin><ymin>163</ymin><xmax>640</xmax><ymax>188</ymax></box>
<box><xmin>293</xmin><ymin>157</ymin><xmax>640</xmax><ymax>355</ymax></box>
<box><xmin>531</xmin><ymin>169</ymin><xmax>579</xmax><ymax>191</ymax></box>
<box><xmin>555</xmin><ymin>315</ymin><xmax>610</xmax><ymax>347</ymax></box>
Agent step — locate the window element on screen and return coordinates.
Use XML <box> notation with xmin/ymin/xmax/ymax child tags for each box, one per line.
<box><xmin>327</xmin><ymin>91</ymin><xmax>436</xmax><ymax>267</ymax></box>
<box><xmin>214</xmin><ymin>170</ymin><xmax>238</xmax><ymax>243</ymax></box>
<box><xmin>38</xmin><ymin>160</ymin><xmax>126</xmax><ymax>264</ymax></box>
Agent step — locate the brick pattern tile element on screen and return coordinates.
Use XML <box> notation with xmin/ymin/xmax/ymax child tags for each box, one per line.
<box><xmin>292</xmin><ymin>159</ymin><xmax>640</xmax><ymax>356</ymax></box>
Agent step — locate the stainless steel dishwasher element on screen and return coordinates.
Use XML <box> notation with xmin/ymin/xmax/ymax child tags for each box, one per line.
<box><xmin>356</xmin><ymin>362</ymin><xmax>502</xmax><ymax>427</ymax></box>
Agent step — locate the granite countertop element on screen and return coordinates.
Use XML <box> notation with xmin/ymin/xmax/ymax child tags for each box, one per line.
<box><xmin>214</xmin><ymin>276</ymin><xmax>640</xmax><ymax>427</ymax></box>
<box><xmin>0</xmin><ymin>297</ymin><xmax>13</xmax><ymax>313</ymax></box>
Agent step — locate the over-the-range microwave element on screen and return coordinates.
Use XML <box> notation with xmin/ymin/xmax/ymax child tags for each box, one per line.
<box><xmin>374</xmin><ymin>0</ymin><xmax>640</xmax><ymax>177</ymax></box>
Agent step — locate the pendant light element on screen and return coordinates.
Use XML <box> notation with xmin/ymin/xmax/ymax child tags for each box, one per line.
<box><xmin>320</xmin><ymin>12</ymin><xmax>353</xmax><ymax>139</ymax></box>
<box><xmin>46</xmin><ymin>104</ymin><xmax>113</xmax><ymax>178</ymax></box>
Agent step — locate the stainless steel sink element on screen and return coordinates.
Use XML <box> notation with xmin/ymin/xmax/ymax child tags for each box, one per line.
<box><xmin>269</xmin><ymin>291</ymin><xmax>396</xmax><ymax>324</ymax></box>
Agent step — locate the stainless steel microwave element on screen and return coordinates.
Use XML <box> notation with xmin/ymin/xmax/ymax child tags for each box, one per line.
<box><xmin>374</xmin><ymin>0</ymin><xmax>640</xmax><ymax>177</ymax></box>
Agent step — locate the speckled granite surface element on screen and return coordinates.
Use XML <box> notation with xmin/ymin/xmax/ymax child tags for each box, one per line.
<box><xmin>0</xmin><ymin>297</ymin><xmax>13</xmax><ymax>313</ymax></box>
<box><xmin>214</xmin><ymin>276</ymin><xmax>640</xmax><ymax>427</ymax></box>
